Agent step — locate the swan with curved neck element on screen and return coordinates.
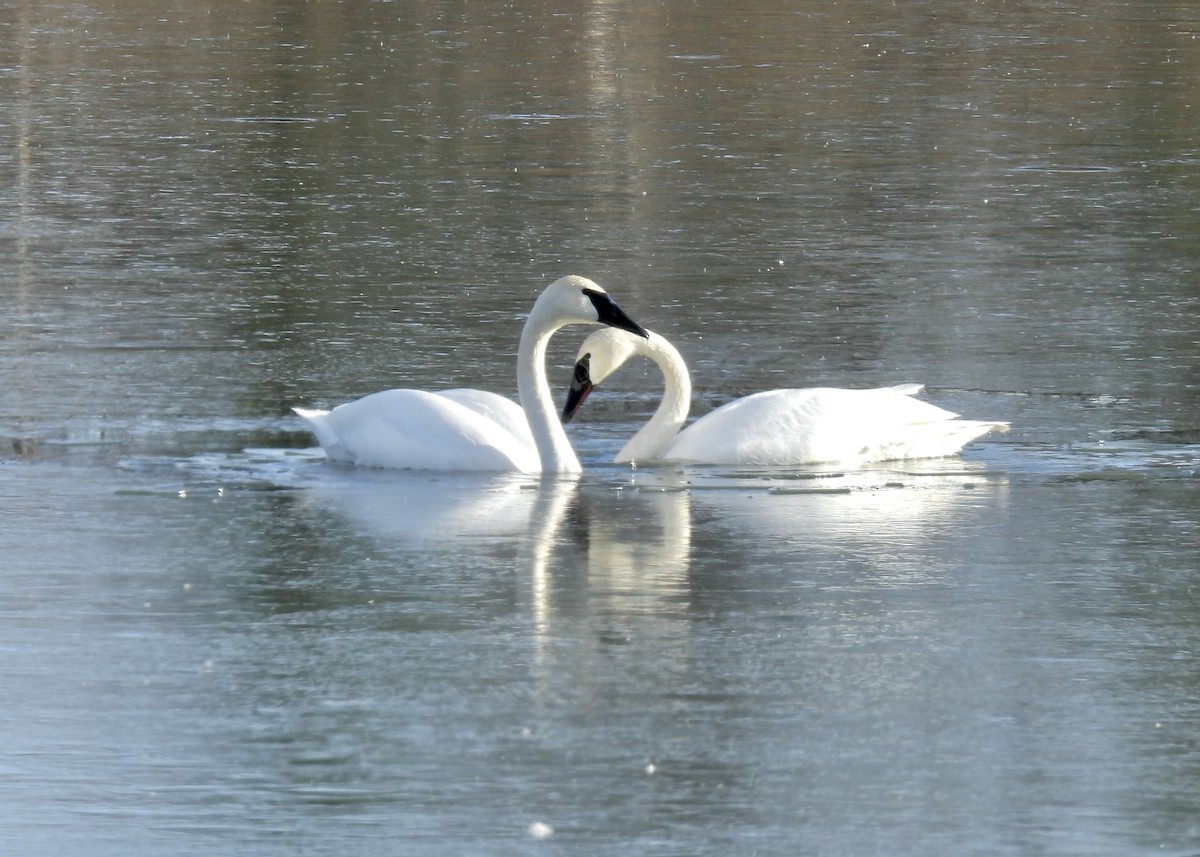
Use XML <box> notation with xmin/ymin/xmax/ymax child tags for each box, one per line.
<box><xmin>294</xmin><ymin>276</ymin><xmax>648</xmax><ymax>473</ymax></box>
<box><xmin>563</xmin><ymin>328</ymin><xmax>1008</xmax><ymax>466</ymax></box>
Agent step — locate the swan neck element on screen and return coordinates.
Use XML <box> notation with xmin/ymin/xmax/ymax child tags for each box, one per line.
<box><xmin>518</xmin><ymin>316</ymin><xmax>582</xmax><ymax>474</ymax></box>
<box><xmin>615</xmin><ymin>333</ymin><xmax>692</xmax><ymax>464</ymax></box>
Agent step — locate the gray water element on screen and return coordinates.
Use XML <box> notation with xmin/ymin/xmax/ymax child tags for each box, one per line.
<box><xmin>3</xmin><ymin>1</ymin><xmax>1200</xmax><ymax>855</ymax></box>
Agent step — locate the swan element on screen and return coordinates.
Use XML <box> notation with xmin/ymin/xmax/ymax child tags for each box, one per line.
<box><xmin>293</xmin><ymin>276</ymin><xmax>648</xmax><ymax>473</ymax></box>
<box><xmin>562</xmin><ymin>328</ymin><xmax>1009</xmax><ymax>466</ymax></box>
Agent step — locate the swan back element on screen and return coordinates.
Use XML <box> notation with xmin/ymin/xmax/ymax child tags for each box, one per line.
<box><xmin>294</xmin><ymin>390</ymin><xmax>540</xmax><ymax>471</ymax></box>
<box><xmin>660</xmin><ymin>386</ymin><xmax>1007</xmax><ymax>465</ymax></box>
<box><xmin>436</xmin><ymin>388</ymin><xmax>535</xmax><ymax>449</ymax></box>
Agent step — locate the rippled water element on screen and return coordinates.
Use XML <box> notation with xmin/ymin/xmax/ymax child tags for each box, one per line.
<box><xmin>4</xmin><ymin>1</ymin><xmax>1200</xmax><ymax>855</ymax></box>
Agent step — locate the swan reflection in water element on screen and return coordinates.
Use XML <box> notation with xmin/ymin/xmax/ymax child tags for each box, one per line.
<box><xmin>297</xmin><ymin>461</ymin><xmax>1003</xmax><ymax>669</ymax></box>
<box><xmin>628</xmin><ymin>460</ymin><xmax>1008</xmax><ymax>584</ymax></box>
<box><xmin>299</xmin><ymin>469</ymin><xmax>696</xmax><ymax>701</ymax></box>
<box><xmin>297</xmin><ymin>468</ymin><xmax>694</xmax><ymax>618</ymax></box>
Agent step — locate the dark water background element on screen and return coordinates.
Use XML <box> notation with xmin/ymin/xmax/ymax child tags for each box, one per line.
<box><xmin>3</xmin><ymin>1</ymin><xmax>1199</xmax><ymax>854</ymax></box>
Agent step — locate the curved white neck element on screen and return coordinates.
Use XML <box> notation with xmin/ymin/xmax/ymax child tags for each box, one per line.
<box><xmin>615</xmin><ymin>332</ymin><xmax>692</xmax><ymax>464</ymax></box>
<box><xmin>518</xmin><ymin>316</ymin><xmax>582</xmax><ymax>474</ymax></box>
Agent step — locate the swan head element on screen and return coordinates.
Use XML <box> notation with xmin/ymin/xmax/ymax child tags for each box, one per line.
<box><xmin>533</xmin><ymin>276</ymin><xmax>650</xmax><ymax>340</ymax></box>
<box><xmin>562</xmin><ymin>327</ymin><xmax>647</xmax><ymax>423</ymax></box>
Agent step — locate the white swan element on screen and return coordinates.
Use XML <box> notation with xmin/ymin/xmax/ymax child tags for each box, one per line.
<box><xmin>562</xmin><ymin>328</ymin><xmax>1009</xmax><ymax>466</ymax></box>
<box><xmin>293</xmin><ymin>276</ymin><xmax>648</xmax><ymax>473</ymax></box>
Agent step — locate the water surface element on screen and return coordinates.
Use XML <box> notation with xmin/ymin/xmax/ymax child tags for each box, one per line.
<box><xmin>3</xmin><ymin>1</ymin><xmax>1200</xmax><ymax>855</ymax></box>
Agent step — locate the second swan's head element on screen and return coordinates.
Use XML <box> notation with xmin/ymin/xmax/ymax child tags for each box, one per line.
<box><xmin>562</xmin><ymin>327</ymin><xmax>653</xmax><ymax>423</ymax></box>
<box><xmin>534</xmin><ymin>276</ymin><xmax>650</xmax><ymax>341</ymax></box>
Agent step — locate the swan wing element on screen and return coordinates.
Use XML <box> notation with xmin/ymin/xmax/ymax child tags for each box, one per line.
<box><xmin>659</xmin><ymin>386</ymin><xmax>1005</xmax><ymax>465</ymax></box>
<box><xmin>296</xmin><ymin>389</ymin><xmax>540</xmax><ymax>472</ymax></box>
<box><xmin>434</xmin><ymin>388</ymin><xmax>536</xmax><ymax>449</ymax></box>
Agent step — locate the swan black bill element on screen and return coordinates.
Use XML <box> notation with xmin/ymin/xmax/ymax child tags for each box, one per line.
<box><xmin>561</xmin><ymin>353</ymin><xmax>593</xmax><ymax>423</ymax></box>
<box><xmin>582</xmin><ymin>288</ymin><xmax>649</xmax><ymax>339</ymax></box>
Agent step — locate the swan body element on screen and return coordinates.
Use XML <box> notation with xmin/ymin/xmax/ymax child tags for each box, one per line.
<box><xmin>293</xmin><ymin>389</ymin><xmax>538</xmax><ymax>471</ymax></box>
<box><xmin>564</xmin><ymin>328</ymin><xmax>1008</xmax><ymax>466</ymax></box>
<box><xmin>294</xmin><ymin>276</ymin><xmax>648</xmax><ymax>473</ymax></box>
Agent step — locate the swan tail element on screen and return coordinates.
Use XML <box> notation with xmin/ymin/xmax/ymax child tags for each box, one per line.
<box><xmin>292</xmin><ymin>406</ymin><xmax>352</xmax><ymax>462</ymax></box>
<box><xmin>884</xmin><ymin>419</ymin><xmax>1009</xmax><ymax>460</ymax></box>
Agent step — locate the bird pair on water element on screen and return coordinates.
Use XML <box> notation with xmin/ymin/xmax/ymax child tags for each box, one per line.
<box><xmin>294</xmin><ymin>275</ymin><xmax>1007</xmax><ymax>474</ymax></box>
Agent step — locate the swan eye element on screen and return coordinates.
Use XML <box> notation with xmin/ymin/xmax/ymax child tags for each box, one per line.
<box><xmin>573</xmin><ymin>354</ymin><xmax>592</xmax><ymax>385</ymax></box>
